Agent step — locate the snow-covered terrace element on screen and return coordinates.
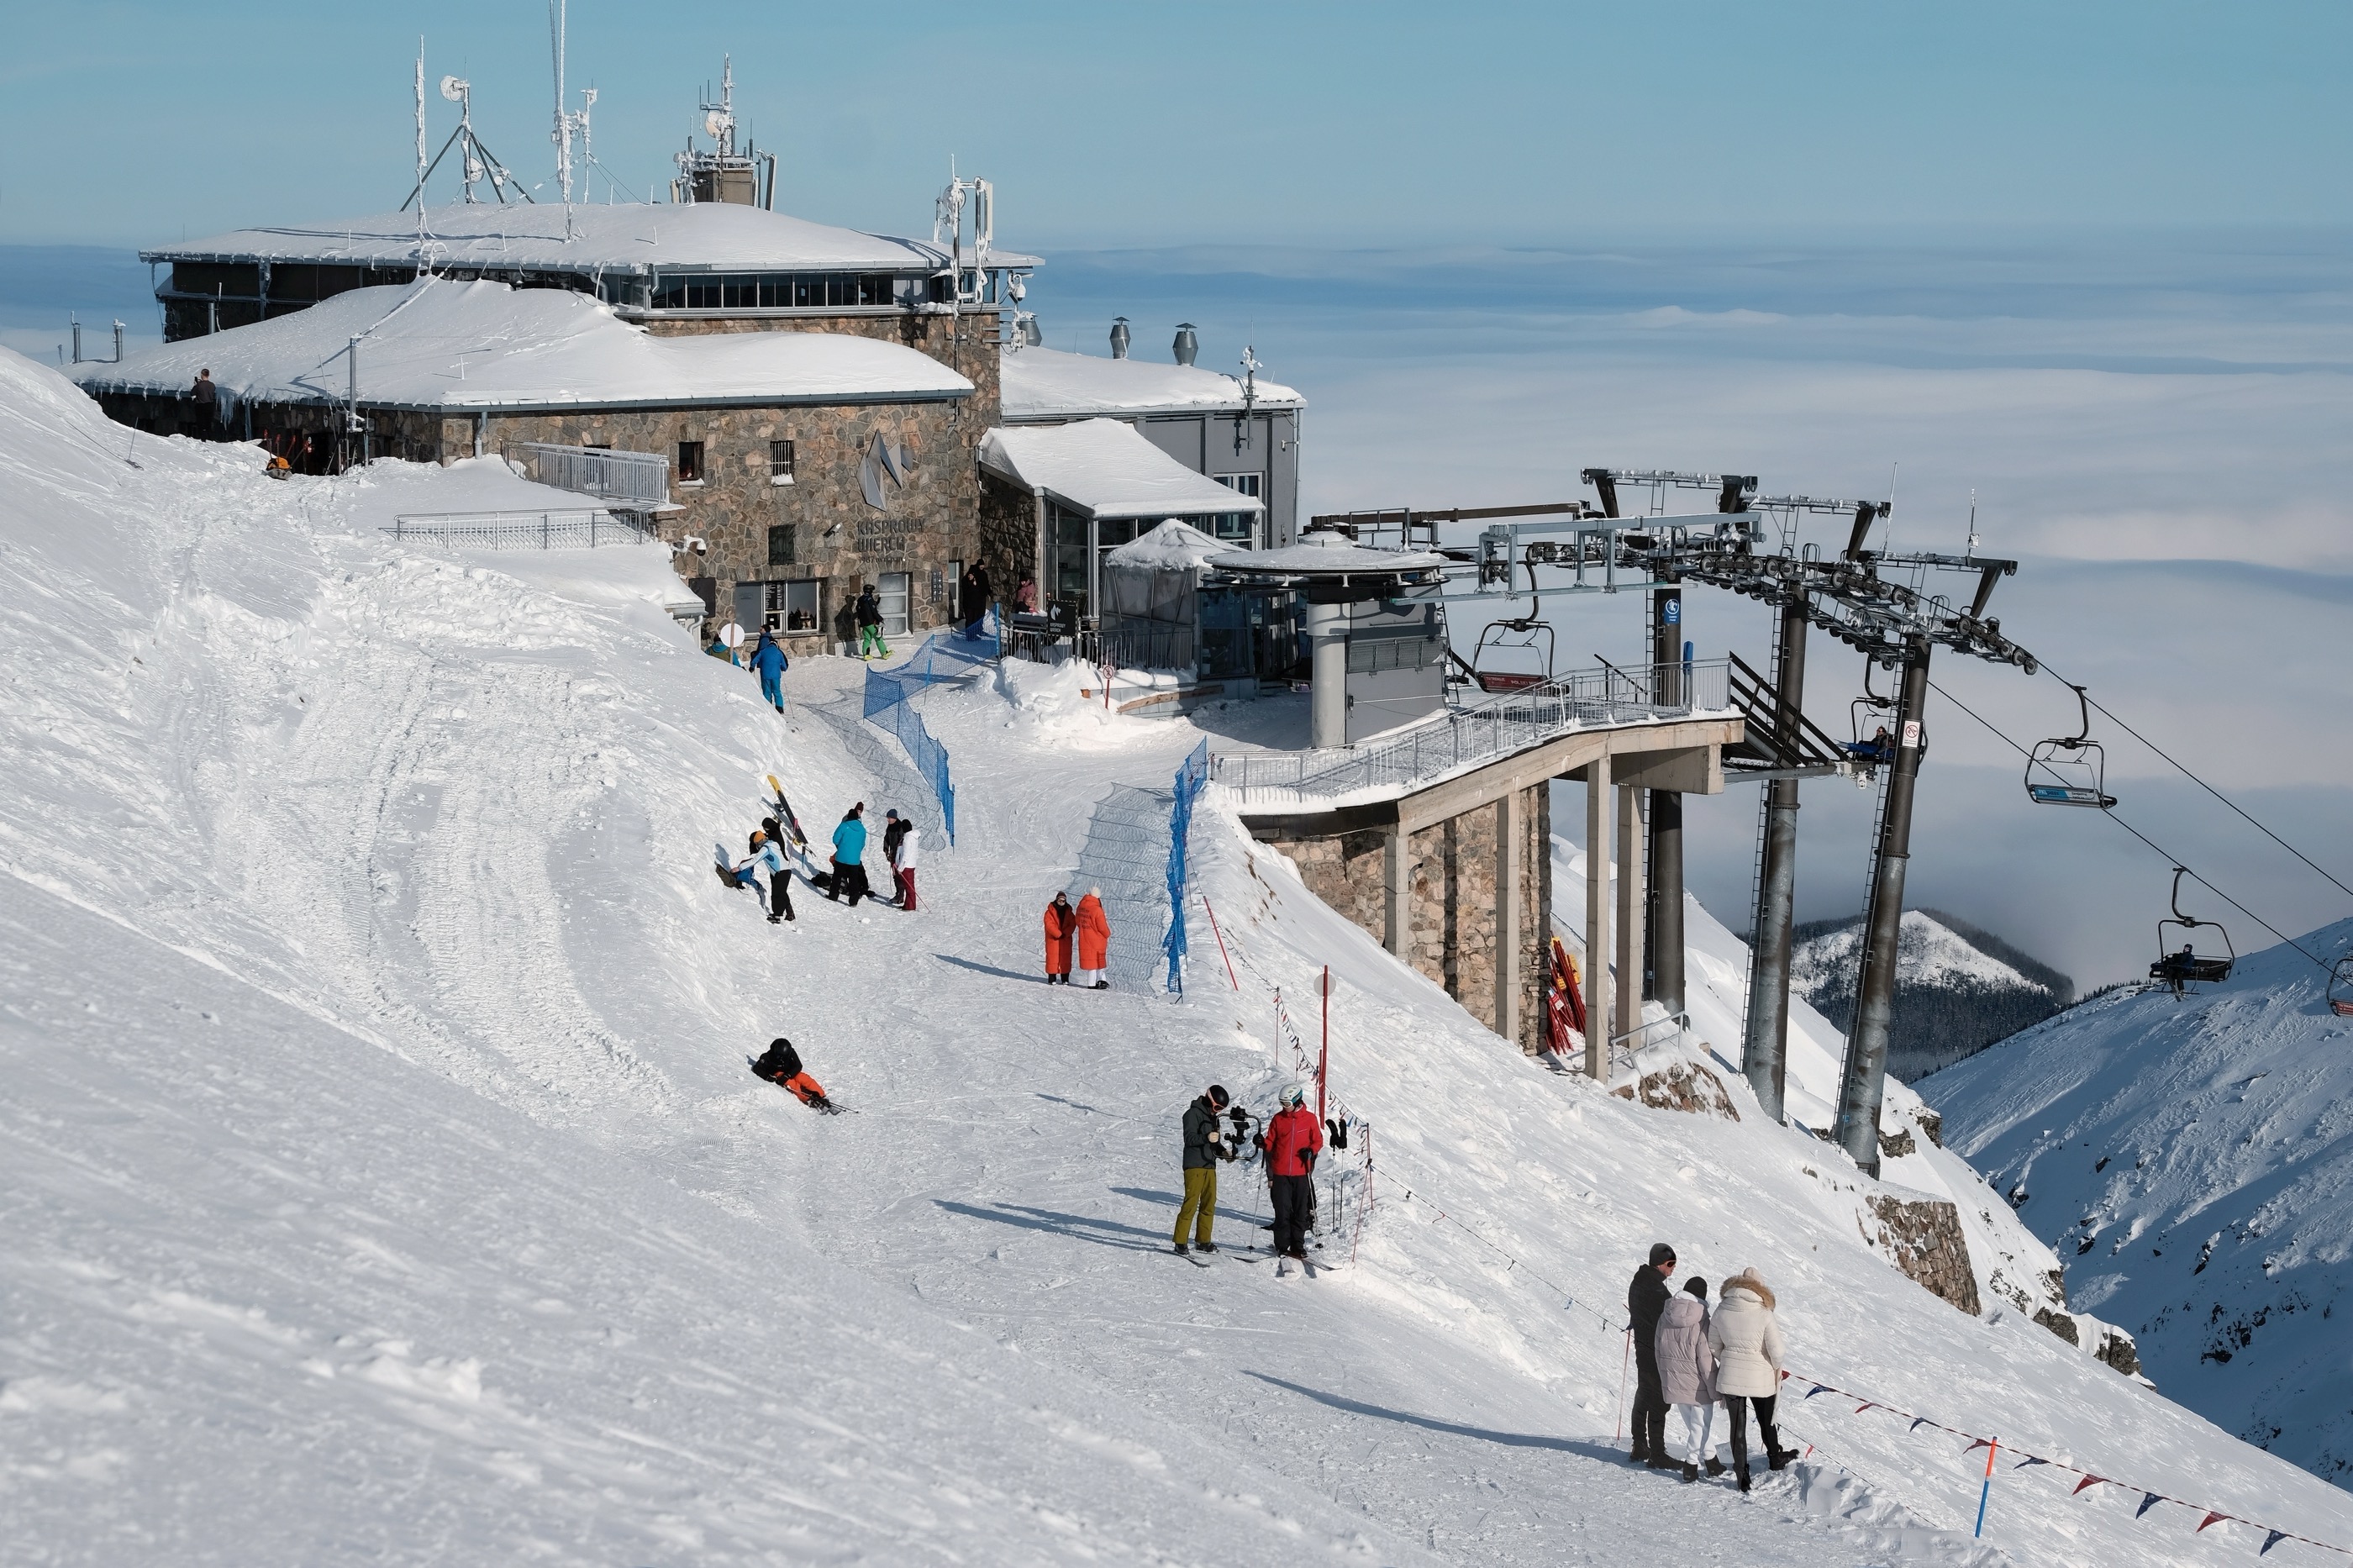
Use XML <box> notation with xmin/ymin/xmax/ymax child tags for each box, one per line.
<box><xmin>999</xmin><ymin>345</ymin><xmax>1303</xmax><ymax>421</ymax></box>
<box><xmin>72</xmin><ymin>278</ymin><xmax>974</xmax><ymax>413</ymax></box>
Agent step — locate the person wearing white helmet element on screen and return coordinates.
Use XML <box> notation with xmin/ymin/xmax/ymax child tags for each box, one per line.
<box><xmin>1260</xmin><ymin>1083</ymin><xmax>1324</xmax><ymax>1261</ymax></box>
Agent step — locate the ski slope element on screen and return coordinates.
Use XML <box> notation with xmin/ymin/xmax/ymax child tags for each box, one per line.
<box><xmin>3</xmin><ymin>345</ymin><xmax>2350</xmax><ymax>1565</ymax></box>
<box><xmin>1919</xmin><ymin>922</ymin><xmax>2353</xmax><ymax>1489</ymax></box>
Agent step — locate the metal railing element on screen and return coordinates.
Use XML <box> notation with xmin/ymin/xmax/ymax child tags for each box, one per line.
<box><xmin>384</xmin><ymin>510</ymin><xmax>656</xmax><ymax>550</ymax></box>
<box><xmin>1605</xmin><ymin>1010</ymin><xmax>1690</xmax><ymax>1081</ymax></box>
<box><xmin>504</xmin><ymin>442</ymin><xmax>672</xmax><ymax>509</ymax></box>
<box><xmin>1209</xmin><ymin>659</ymin><xmax>1729</xmax><ymax>806</ymax></box>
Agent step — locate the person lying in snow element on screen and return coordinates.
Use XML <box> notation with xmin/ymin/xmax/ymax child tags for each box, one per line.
<box><xmin>750</xmin><ymin>1037</ymin><xmax>833</xmax><ymax>1111</ymax></box>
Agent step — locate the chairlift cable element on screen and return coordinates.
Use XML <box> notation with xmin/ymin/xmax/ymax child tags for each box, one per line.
<box><xmin>1926</xmin><ymin>679</ymin><xmax>2329</xmax><ymax>975</ymax></box>
<box><xmin>2034</xmin><ymin>664</ymin><xmax>2353</xmax><ymax>906</ymax></box>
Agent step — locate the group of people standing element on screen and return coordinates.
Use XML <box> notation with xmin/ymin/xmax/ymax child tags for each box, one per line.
<box><xmin>1628</xmin><ymin>1243</ymin><xmax>1795</xmax><ymax>1492</ymax></box>
<box><xmin>1171</xmin><ymin>1081</ymin><xmax>1324</xmax><ymax>1260</ymax></box>
<box><xmin>824</xmin><ymin>802</ymin><xmax>919</xmax><ymax>912</ymax></box>
<box><xmin>1041</xmin><ymin>888</ymin><xmax>1111</xmax><ymax>987</ymax></box>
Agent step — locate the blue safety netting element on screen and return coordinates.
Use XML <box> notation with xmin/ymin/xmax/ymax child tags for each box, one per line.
<box><xmin>861</xmin><ymin>630</ymin><xmax>992</xmax><ymax>846</ymax></box>
<box><xmin>1163</xmin><ymin>740</ymin><xmax>1210</xmax><ymax>994</ymax></box>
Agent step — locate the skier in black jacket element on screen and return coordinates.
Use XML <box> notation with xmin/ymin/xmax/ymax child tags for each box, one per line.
<box><xmin>1628</xmin><ymin>1241</ymin><xmax>1678</xmax><ymax>1465</ymax></box>
<box><xmin>1171</xmin><ymin>1085</ymin><xmax>1232</xmax><ymax>1254</ymax></box>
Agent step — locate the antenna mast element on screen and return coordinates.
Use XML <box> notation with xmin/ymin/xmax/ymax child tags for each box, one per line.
<box><xmin>413</xmin><ymin>43</ymin><xmax>429</xmax><ymax>256</ymax></box>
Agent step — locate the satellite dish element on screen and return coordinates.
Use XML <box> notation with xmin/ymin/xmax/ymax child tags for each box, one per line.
<box><xmin>440</xmin><ymin>75</ymin><xmax>467</xmax><ymax>102</ymax></box>
<box><xmin>705</xmin><ymin>110</ymin><xmax>729</xmax><ymax>139</ymax></box>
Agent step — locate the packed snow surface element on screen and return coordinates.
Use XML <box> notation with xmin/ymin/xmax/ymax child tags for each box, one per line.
<box><xmin>981</xmin><ymin>417</ymin><xmax>1263</xmax><ymax>519</ymax></box>
<box><xmin>5</xmin><ymin>345</ymin><xmax>2351</xmax><ymax>1564</ymax></box>
<box><xmin>1919</xmin><ymin>923</ymin><xmax>2353</xmax><ymax>1488</ymax></box>
<box><xmin>1000</xmin><ymin>344</ymin><xmax>1304</xmax><ymax>418</ymax></box>
<box><xmin>73</xmin><ymin>278</ymin><xmax>974</xmax><ymax>413</ymax></box>
<box><xmin>149</xmin><ymin>198</ymin><xmax>1041</xmax><ymax>273</ymax></box>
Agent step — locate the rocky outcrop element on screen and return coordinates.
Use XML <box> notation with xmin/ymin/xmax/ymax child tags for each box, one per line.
<box><xmin>1862</xmin><ymin>1195</ymin><xmax>1982</xmax><ymax>1315</ymax></box>
<box><xmin>1611</xmin><ymin>1059</ymin><xmax>1740</xmax><ymax>1120</ymax></box>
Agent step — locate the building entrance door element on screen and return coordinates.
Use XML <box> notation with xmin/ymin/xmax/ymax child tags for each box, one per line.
<box><xmin>879</xmin><ymin>571</ymin><xmax>912</xmax><ymax>637</ymax></box>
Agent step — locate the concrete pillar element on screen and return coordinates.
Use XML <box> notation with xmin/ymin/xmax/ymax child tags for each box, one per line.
<box><xmin>1383</xmin><ymin>826</ymin><xmax>1412</xmax><ymax>958</ymax></box>
<box><xmin>1649</xmin><ymin>790</ymin><xmax>1684</xmax><ymax>1013</ymax></box>
<box><xmin>1307</xmin><ymin>597</ymin><xmax>1347</xmax><ymax>749</ymax></box>
<box><xmin>1616</xmin><ymin>782</ymin><xmax>1646</xmax><ymax>1048</ymax></box>
<box><xmin>1494</xmin><ymin>790</ymin><xmax>1521</xmax><ymax>1045</ymax></box>
<box><xmin>1583</xmin><ymin>753</ymin><xmax>1612</xmax><ymax>1079</ymax></box>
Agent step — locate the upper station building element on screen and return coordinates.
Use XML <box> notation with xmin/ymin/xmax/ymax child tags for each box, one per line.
<box><xmin>77</xmin><ymin>64</ymin><xmax>1301</xmax><ymax>654</ymax></box>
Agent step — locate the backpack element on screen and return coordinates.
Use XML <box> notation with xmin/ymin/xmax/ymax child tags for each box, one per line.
<box><xmin>753</xmin><ymin>1040</ymin><xmax>802</xmax><ymax>1081</ymax></box>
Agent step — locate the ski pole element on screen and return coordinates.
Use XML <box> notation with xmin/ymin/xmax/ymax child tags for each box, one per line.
<box><xmin>1616</xmin><ymin>1327</ymin><xmax>1632</xmax><ymax>1442</ymax></box>
<box><xmin>1973</xmin><ymin>1436</ymin><xmax>1998</xmax><ymax>1537</ymax></box>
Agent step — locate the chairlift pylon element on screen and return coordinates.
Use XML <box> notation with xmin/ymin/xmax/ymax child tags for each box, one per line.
<box><xmin>2150</xmin><ymin>866</ymin><xmax>2235</xmax><ymax>993</ymax></box>
<box><xmin>1465</xmin><ymin>614</ymin><xmax>1556</xmax><ymax>694</ymax></box>
<box><xmin>2025</xmin><ymin>683</ymin><xmax>2116</xmax><ymax>808</ymax></box>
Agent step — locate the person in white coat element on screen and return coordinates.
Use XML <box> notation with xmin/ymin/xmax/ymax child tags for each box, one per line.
<box><xmin>883</xmin><ymin>809</ymin><xmax>920</xmax><ymax>912</ymax></box>
<box><xmin>1654</xmin><ymin>1276</ymin><xmax>1723</xmax><ymax>1481</ymax></box>
<box><xmin>1706</xmin><ymin>1266</ymin><xmax>1796</xmax><ymax>1491</ymax></box>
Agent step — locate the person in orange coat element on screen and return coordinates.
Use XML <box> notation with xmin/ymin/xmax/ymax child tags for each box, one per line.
<box><xmin>1043</xmin><ymin>891</ymin><xmax>1077</xmax><ymax>985</ymax></box>
<box><xmin>1074</xmin><ymin>887</ymin><xmax>1111</xmax><ymax>991</ymax></box>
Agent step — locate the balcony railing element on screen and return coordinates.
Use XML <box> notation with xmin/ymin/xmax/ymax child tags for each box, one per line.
<box><xmin>385</xmin><ymin>510</ymin><xmax>656</xmax><ymax>550</ymax></box>
<box><xmin>504</xmin><ymin>442</ymin><xmax>672</xmax><ymax>510</ymax></box>
<box><xmin>1209</xmin><ymin>659</ymin><xmax>1729</xmax><ymax>807</ymax></box>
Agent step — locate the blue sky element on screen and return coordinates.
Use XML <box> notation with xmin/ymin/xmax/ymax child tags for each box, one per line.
<box><xmin>3</xmin><ymin>2</ymin><xmax>2349</xmax><ymax>246</ymax></box>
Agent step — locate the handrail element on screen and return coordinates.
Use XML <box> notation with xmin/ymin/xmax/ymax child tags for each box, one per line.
<box><xmin>1209</xmin><ymin>659</ymin><xmax>1730</xmax><ymax>806</ymax></box>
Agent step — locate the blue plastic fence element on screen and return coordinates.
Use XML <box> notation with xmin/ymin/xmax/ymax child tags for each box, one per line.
<box><xmin>861</xmin><ymin>630</ymin><xmax>991</xmax><ymax>846</ymax></box>
<box><xmin>1163</xmin><ymin>739</ymin><xmax>1210</xmax><ymax>993</ymax></box>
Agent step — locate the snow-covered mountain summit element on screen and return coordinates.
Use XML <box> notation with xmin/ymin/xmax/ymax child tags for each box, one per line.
<box><xmin>1920</xmin><ymin>921</ymin><xmax>2353</xmax><ymax>1489</ymax></box>
<box><xmin>1793</xmin><ymin>909</ymin><xmax>2071</xmax><ymax>1081</ymax></box>
<box><xmin>3</xmin><ymin>345</ymin><xmax>2350</xmax><ymax>1564</ymax></box>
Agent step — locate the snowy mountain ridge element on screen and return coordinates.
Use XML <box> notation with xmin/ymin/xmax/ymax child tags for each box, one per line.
<box><xmin>1793</xmin><ymin>909</ymin><xmax>2042</xmax><ymax>994</ymax></box>
<box><xmin>1792</xmin><ymin>909</ymin><xmax>2071</xmax><ymax>1082</ymax></box>
<box><xmin>3</xmin><ymin>345</ymin><xmax>2349</xmax><ymax>1565</ymax></box>
<box><xmin>1919</xmin><ymin>922</ymin><xmax>2353</xmax><ymax>1489</ymax></box>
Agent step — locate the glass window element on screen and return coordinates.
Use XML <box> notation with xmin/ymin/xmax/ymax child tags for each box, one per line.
<box><xmin>878</xmin><ymin>571</ymin><xmax>912</xmax><ymax>637</ymax></box>
<box><xmin>1210</xmin><ymin>474</ymin><xmax>1262</xmax><ymax>546</ymax></box>
<box><xmin>1050</xmin><ymin>503</ymin><xmax>1090</xmax><ymax>613</ymax></box>
<box><xmin>762</xmin><ymin>578</ymin><xmax>824</xmax><ymax>634</ymax></box>
<box><xmin>677</xmin><ymin>440</ymin><xmax>705</xmax><ymax>483</ymax></box>
<box><xmin>767</xmin><ymin>525</ymin><xmax>795</xmax><ymax>567</ymax></box>
<box><xmin>769</xmin><ymin>439</ymin><xmax>794</xmax><ymax>483</ymax></box>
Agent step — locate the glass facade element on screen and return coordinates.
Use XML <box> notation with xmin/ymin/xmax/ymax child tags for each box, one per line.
<box><xmin>650</xmin><ymin>272</ymin><xmax>903</xmax><ymax>310</ymax></box>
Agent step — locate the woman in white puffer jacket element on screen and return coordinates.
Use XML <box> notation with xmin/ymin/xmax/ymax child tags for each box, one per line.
<box><xmin>1706</xmin><ymin>1267</ymin><xmax>1795</xmax><ymax>1490</ymax></box>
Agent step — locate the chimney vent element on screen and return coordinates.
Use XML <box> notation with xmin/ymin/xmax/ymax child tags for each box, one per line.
<box><xmin>1172</xmin><ymin>322</ymin><xmax>1198</xmax><ymax>366</ymax></box>
<box><xmin>1109</xmin><ymin>317</ymin><xmax>1130</xmax><ymax>360</ymax></box>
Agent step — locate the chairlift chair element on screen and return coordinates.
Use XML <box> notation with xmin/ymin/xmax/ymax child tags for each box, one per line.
<box><xmin>2329</xmin><ymin>955</ymin><xmax>2353</xmax><ymax>1018</ymax></box>
<box><xmin>2149</xmin><ymin>866</ymin><xmax>2235</xmax><ymax>992</ymax></box>
<box><xmin>2024</xmin><ymin>684</ymin><xmax>2116</xmax><ymax>808</ymax></box>
<box><xmin>1467</xmin><ymin>617</ymin><xmax>1556</xmax><ymax>694</ymax></box>
<box><xmin>1844</xmin><ymin>662</ymin><xmax>1898</xmax><ymax>769</ymax></box>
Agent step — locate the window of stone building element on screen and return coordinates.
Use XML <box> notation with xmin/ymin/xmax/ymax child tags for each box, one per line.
<box><xmin>767</xmin><ymin>524</ymin><xmax>796</xmax><ymax>567</ymax></box>
<box><xmin>763</xmin><ymin>578</ymin><xmax>824</xmax><ymax>634</ymax></box>
<box><xmin>769</xmin><ymin>439</ymin><xmax>795</xmax><ymax>485</ymax></box>
<box><xmin>677</xmin><ymin>439</ymin><xmax>705</xmax><ymax>484</ymax></box>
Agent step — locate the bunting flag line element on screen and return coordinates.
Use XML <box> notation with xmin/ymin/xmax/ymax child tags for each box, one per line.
<box><xmin>1785</xmin><ymin>1372</ymin><xmax>2351</xmax><ymax>1559</ymax></box>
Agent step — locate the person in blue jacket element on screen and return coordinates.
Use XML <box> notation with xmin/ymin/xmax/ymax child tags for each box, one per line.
<box><xmin>829</xmin><ymin>802</ymin><xmax>871</xmax><ymax>907</ymax></box>
<box><xmin>750</xmin><ymin>628</ymin><xmax>788</xmax><ymax>712</ymax></box>
<box><xmin>735</xmin><ymin>829</ymin><xmax>795</xmax><ymax>923</ymax></box>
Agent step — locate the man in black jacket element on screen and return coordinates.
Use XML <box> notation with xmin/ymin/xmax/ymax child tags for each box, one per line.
<box><xmin>1627</xmin><ymin>1241</ymin><xmax>1678</xmax><ymax>1466</ymax></box>
<box><xmin>1171</xmin><ymin>1085</ymin><xmax>1232</xmax><ymax>1254</ymax></box>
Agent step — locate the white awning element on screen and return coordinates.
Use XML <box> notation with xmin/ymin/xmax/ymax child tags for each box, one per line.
<box><xmin>978</xmin><ymin>418</ymin><xmax>1264</xmax><ymax>520</ymax></box>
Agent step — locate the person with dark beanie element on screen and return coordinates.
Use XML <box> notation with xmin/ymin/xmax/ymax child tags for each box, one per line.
<box><xmin>1627</xmin><ymin>1241</ymin><xmax>1677</xmax><ymax>1466</ymax></box>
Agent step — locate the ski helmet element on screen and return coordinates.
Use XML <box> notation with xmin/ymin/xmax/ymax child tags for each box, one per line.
<box><xmin>1281</xmin><ymin>1084</ymin><xmax>1308</xmax><ymax>1108</ymax></box>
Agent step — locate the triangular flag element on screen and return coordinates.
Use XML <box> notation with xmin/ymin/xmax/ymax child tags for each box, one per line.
<box><xmin>2261</xmin><ymin>1530</ymin><xmax>2289</xmax><ymax>1556</ymax></box>
<box><xmin>1964</xmin><ymin>1438</ymin><xmax>1992</xmax><ymax>1455</ymax></box>
<box><xmin>2197</xmin><ymin>1511</ymin><xmax>2230</xmax><ymax>1534</ymax></box>
<box><xmin>2136</xmin><ymin>1492</ymin><xmax>2164</xmax><ymax>1518</ymax></box>
<box><xmin>1856</xmin><ymin>1402</ymin><xmax>1876</xmax><ymax>1414</ymax></box>
<box><xmin>1910</xmin><ymin>1417</ymin><xmax>1930</xmax><ymax>1433</ymax></box>
<box><xmin>1804</xmin><ymin>1384</ymin><xmax>1833</xmax><ymax>1400</ymax></box>
<box><xmin>2072</xmin><ymin>1475</ymin><xmax>2104</xmax><ymax>1496</ymax></box>
<box><xmin>2014</xmin><ymin>1455</ymin><xmax>2050</xmax><ymax>1469</ymax></box>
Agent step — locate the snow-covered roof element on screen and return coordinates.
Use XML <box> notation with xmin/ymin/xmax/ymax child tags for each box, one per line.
<box><xmin>1208</xmin><ymin>526</ymin><xmax>1445</xmax><ymax>576</ymax></box>
<box><xmin>72</xmin><ymin>279</ymin><xmax>973</xmax><ymax>413</ymax></box>
<box><xmin>144</xmin><ymin>201</ymin><xmax>1040</xmax><ymax>276</ymax></box>
<box><xmin>978</xmin><ymin>419</ymin><xmax>1264</xmax><ymax>521</ymax></box>
<box><xmin>999</xmin><ymin>346</ymin><xmax>1303</xmax><ymax>420</ymax></box>
<box><xmin>1104</xmin><ymin>519</ymin><xmax>1228</xmax><ymax>571</ymax></box>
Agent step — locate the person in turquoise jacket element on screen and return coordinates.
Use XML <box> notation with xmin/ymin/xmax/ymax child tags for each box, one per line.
<box><xmin>829</xmin><ymin>803</ymin><xmax>870</xmax><ymax>906</ymax></box>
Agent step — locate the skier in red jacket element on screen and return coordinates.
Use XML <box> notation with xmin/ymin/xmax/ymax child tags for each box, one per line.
<box><xmin>1261</xmin><ymin>1085</ymin><xmax>1325</xmax><ymax>1261</ymax></box>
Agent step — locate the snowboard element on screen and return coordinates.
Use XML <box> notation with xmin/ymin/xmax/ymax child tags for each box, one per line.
<box><xmin>714</xmin><ymin>842</ymin><xmax>751</xmax><ymax>891</ymax></box>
